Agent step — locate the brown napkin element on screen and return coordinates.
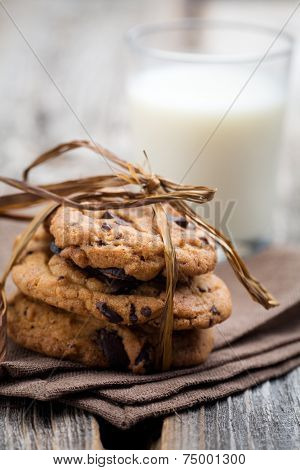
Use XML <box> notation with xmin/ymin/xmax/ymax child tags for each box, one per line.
<box><xmin>1</xmin><ymin>247</ymin><xmax>300</xmax><ymax>429</ymax></box>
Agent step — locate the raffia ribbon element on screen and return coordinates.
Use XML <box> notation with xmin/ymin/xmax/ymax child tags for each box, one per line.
<box><xmin>0</xmin><ymin>140</ymin><xmax>278</xmax><ymax>371</ymax></box>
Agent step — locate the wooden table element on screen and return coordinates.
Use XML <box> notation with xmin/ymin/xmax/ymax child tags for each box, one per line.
<box><xmin>0</xmin><ymin>0</ymin><xmax>300</xmax><ymax>449</ymax></box>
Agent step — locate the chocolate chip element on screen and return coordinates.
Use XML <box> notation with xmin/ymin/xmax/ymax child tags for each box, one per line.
<box><xmin>57</xmin><ymin>276</ymin><xmax>65</xmax><ymax>281</ymax></box>
<box><xmin>115</xmin><ymin>233</ymin><xmax>122</xmax><ymax>240</ymax></box>
<box><xmin>83</xmin><ymin>266</ymin><xmax>139</xmax><ymax>295</ymax></box>
<box><xmin>167</xmin><ymin>214</ymin><xmax>196</xmax><ymax>230</ymax></box>
<box><xmin>129</xmin><ymin>303</ymin><xmax>138</xmax><ymax>323</ymax></box>
<box><xmin>97</xmin><ymin>267</ymin><xmax>136</xmax><ymax>282</ymax></box>
<box><xmin>198</xmin><ymin>286</ymin><xmax>211</xmax><ymax>293</ymax></box>
<box><xmin>112</xmin><ymin>214</ymin><xmax>130</xmax><ymax>226</ymax></box>
<box><xmin>97</xmin><ymin>329</ymin><xmax>129</xmax><ymax>370</ymax></box>
<box><xmin>50</xmin><ymin>241</ymin><xmax>62</xmax><ymax>255</ymax></box>
<box><xmin>97</xmin><ymin>239</ymin><xmax>107</xmax><ymax>246</ymax></box>
<box><xmin>102</xmin><ymin>211</ymin><xmax>130</xmax><ymax>226</ymax></box>
<box><xmin>99</xmin><ymin>274</ymin><xmax>138</xmax><ymax>295</ymax></box>
<box><xmin>200</xmin><ymin>237</ymin><xmax>209</xmax><ymax>246</ymax></box>
<box><xmin>140</xmin><ymin>256</ymin><xmax>145</xmax><ymax>261</ymax></box>
<box><xmin>101</xmin><ymin>222</ymin><xmax>112</xmax><ymax>232</ymax></box>
<box><xmin>135</xmin><ymin>342</ymin><xmax>152</xmax><ymax>369</ymax></box>
<box><xmin>141</xmin><ymin>306</ymin><xmax>152</xmax><ymax>318</ymax></box>
<box><xmin>210</xmin><ymin>305</ymin><xmax>219</xmax><ymax>315</ymax></box>
<box><xmin>96</xmin><ymin>302</ymin><xmax>123</xmax><ymax>323</ymax></box>
<box><xmin>174</xmin><ymin>216</ymin><xmax>189</xmax><ymax>228</ymax></box>
<box><xmin>112</xmin><ymin>284</ymin><xmax>137</xmax><ymax>295</ymax></box>
<box><xmin>198</xmin><ymin>286</ymin><xmax>207</xmax><ymax>293</ymax></box>
<box><xmin>27</xmin><ymin>251</ymin><xmax>33</xmax><ymax>255</ymax></box>
<box><xmin>85</xmin><ymin>266</ymin><xmax>105</xmax><ymax>281</ymax></box>
<box><xmin>167</xmin><ymin>215</ymin><xmax>188</xmax><ymax>228</ymax></box>
<box><xmin>102</xmin><ymin>211</ymin><xmax>114</xmax><ymax>219</ymax></box>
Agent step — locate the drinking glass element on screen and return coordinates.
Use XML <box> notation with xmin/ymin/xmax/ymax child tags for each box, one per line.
<box><xmin>126</xmin><ymin>19</ymin><xmax>293</xmax><ymax>250</ymax></box>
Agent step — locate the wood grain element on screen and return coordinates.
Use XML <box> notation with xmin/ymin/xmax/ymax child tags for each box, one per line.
<box><xmin>0</xmin><ymin>397</ymin><xmax>102</xmax><ymax>450</ymax></box>
<box><xmin>157</xmin><ymin>367</ymin><xmax>300</xmax><ymax>450</ymax></box>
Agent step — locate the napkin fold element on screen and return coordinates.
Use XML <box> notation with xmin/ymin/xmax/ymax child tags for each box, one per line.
<box><xmin>1</xmin><ymin>247</ymin><xmax>300</xmax><ymax>429</ymax></box>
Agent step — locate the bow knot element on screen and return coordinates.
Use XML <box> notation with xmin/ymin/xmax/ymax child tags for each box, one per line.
<box><xmin>144</xmin><ymin>174</ymin><xmax>161</xmax><ymax>193</ymax></box>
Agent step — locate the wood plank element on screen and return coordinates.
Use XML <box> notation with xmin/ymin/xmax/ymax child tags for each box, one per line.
<box><xmin>0</xmin><ymin>397</ymin><xmax>103</xmax><ymax>450</ymax></box>
<box><xmin>157</xmin><ymin>367</ymin><xmax>300</xmax><ymax>449</ymax></box>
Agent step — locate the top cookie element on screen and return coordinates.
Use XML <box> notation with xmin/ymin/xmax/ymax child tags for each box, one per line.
<box><xmin>49</xmin><ymin>204</ymin><xmax>216</xmax><ymax>281</ymax></box>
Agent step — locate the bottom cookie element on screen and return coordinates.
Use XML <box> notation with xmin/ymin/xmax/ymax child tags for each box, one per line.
<box><xmin>8</xmin><ymin>293</ymin><xmax>214</xmax><ymax>374</ymax></box>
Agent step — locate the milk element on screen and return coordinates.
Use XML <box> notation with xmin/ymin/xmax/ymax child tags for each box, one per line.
<box><xmin>128</xmin><ymin>65</ymin><xmax>285</xmax><ymax>242</ymax></box>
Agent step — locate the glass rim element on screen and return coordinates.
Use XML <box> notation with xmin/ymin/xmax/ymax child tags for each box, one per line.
<box><xmin>126</xmin><ymin>18</ymin><xmax>294</xmax><ymax>64</ymax></box>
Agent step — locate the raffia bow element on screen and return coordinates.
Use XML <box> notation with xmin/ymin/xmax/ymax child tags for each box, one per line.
<box><xmin>0</xmin><ymin>140</ymin><xmax>278</xmax><ymax>370</ymax></box>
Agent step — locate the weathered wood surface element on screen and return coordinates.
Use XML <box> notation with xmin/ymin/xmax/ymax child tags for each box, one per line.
<box><xmin>0</xmin><ymin>0</ymin><xmax>300</xmax><ymax>450</ymax></box>
<box><xmin>0</xmin><ymin>397</ymin><xmax>102</xmax><ymax>450</ymax></box>
<box><xmin>157</xmin><ymin>367</ymin><xmax>300</xmax><ymax>450</ymax></box>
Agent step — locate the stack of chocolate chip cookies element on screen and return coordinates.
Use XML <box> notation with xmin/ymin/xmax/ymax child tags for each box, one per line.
<box><xmin>8</xmin><ymin>204</ymin><xmax>232</xmax><ymax>373</ymax></box>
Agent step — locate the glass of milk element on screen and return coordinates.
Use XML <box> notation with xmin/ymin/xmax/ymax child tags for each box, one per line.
<box><xmin>126</xmin><ymin>19</ymin><xmax>293</xmax><ymax>251</ymax></box>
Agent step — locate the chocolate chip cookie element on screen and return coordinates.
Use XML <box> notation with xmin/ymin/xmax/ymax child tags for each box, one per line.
<box><xmin>12</xmin><ymin>247</ymin><xmax>231</xmax><ymax>330</ymax></box>
<box><xmin>49</xmin><ymin>205</ymin><xmax>217</xmax><ymax>281</ymax></box>
<box><xmin>8</xmin><ymin>294</ymin><xmax>214</xmax><ymax>373</ymax></box>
